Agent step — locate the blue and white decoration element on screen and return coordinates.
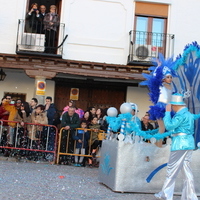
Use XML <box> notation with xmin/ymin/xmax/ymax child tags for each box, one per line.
<box><xmin>173</xmin><ymin>42</ymin><xmax>200</xmax><ymax>146</ymax></box>
<box><xmin>99</xmin><ymin>42</ymin><xmax>200</xmax><ymax>194</ymax></box>
<box><xmin>106</xmin><ymin>102</ymin><xmax>172</xmax><ymax>143</ymax></box>
<box><xmin>100</xmin><ymin>153</ymin><xmax>113</xmax><ymax>176</ymax></box>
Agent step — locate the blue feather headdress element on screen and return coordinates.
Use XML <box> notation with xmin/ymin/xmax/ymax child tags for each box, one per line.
<box><xmin>140</xmin><ymin>54</ymin><xmax>177</xmax><ymax>105</ymax></box>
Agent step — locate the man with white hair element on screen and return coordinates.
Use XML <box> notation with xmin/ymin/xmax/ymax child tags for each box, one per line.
<box><xmin>60</xmin><ymin>106</ymin><xmax>80</xmax><ymax>162</ymax></box>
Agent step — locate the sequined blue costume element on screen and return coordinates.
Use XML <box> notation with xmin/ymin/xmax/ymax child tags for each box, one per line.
<box><xmin>155</xmin><ymin>95</ymin><xmax>200</xmax><ymax>200</ymax></box>
<box><xmin>164</xmin><ymin>107</ymin><xmax>200</xmax><ymax>151</ymax></box>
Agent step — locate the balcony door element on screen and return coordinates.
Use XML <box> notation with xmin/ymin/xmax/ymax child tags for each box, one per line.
<box><xmin>133</xmin><ymin>2</ymin><xmax>168</xmax><ymax>58</ymax></box>
<box><xmin>135</xmin><ymin>16</ymin><xmax>166</xmax><ymax>47</ymax></box>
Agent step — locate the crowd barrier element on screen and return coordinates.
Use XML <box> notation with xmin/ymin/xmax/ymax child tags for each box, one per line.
<box><xmin>0</xmin><ymin>120</ymin><xmax>58</xmax><ymax>164</ymax></box>
<box><xmin>56</xmin><ymin>128</ymin><xmax>107</xmax><ymax>165</ymax></box>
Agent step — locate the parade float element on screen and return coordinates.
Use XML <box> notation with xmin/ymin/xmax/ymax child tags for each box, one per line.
<box><xmin>99</xmin><ymin>42</ymin><xmax>200</xmax><ymax>195</ymax></box>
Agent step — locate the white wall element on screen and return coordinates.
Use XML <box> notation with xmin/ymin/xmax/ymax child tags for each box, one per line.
<box><xmin>0</xmin><ymin>0</ymin><xmax>134</xmax><ymax>65</ymax></box>
<box><xmin>62</xmin><ymin>0</ymin><xmax>134</xmax><ymax>64</ymax></box>
<box><xmin>126</xmin><ymin>86</ymin><xmax>152</xmax><ymax>119</ymax></box>
<box><xmin>169</xmin><ymin>0</ymin><xmax>200</xmax><ymax>56</ymax></box>
<box><xmin>0</xmin><ymin>70</ymin><xmax>55</xmax><ymax>103</ymax></box>
<box><xmin>1</xmin><ymin>0</ymin><xmax>200</xmax><ymax>64</ymax></box>
<box><xmin>0</xmin><ymin>0</ymin><xmax>26</xmax><ymax>54</ymax></box>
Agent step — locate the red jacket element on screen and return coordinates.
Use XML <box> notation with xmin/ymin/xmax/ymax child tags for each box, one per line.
<box><xmin>0</xmin><ymin>105</ymin><xmax>9</xmax><ymax>126</ymax></box>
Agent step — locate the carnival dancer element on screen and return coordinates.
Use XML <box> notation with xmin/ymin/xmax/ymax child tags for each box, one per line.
<box><xmin>130</xmin><ymin>103</ymin><xmax>141</xmax><ymax>129</ymax></box>
<box><xmin>140</xmin><ymin>54</ymin><xmax>176</xmax><ymax>147</ymax></box>
<box><xmin>154</xmin><ymin>93</ymin><xmax>200</xmax><ymax>200</ymax></box>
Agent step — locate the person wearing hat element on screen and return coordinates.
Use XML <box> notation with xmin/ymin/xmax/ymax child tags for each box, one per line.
<box><xmin>130</xmin><ymin>103</ymin><xmax>141</xmax><ymax>129</ymax></box>
<box><xmin>154</xmin><ymin>93</ymin><xmax>200</xmax><ymax>200</ymax></box>
<box><xmin>140</xmin><ymin>55</ymin><xmax>177</xmax><ymax>148</ymax></box>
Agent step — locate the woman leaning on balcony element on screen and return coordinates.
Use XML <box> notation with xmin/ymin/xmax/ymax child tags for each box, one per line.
<box><xmin>43</xmin><ymin>5</ymin><xmax>60</xmax><ymax>54</ymax></box>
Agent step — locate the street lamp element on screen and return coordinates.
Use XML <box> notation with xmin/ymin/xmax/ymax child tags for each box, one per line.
<box><xmin>0</xmin><ymin>69</ymin><xmax>6</xmax><ymax>81</ymax></box>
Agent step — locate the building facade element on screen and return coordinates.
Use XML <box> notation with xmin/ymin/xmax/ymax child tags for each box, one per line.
<box><xmin>0</xmin><ymin>0</ymin><xmax>199</xmax><ymax>117</ymax></box>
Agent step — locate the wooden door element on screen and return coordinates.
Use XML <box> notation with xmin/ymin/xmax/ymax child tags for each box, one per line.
<box><xmin>54</xmin><ymin>78</ymin><xmax>126</xmax><ymax>113</ymax></box>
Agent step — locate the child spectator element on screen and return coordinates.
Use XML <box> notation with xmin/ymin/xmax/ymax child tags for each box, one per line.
<box><xmin>88</xmin><ymin>116</ymin><xmax>101</xmax><ymax>167</ymax></box>
<box><xmin>62</xmin><ymin>100</ymin><xmax>84</xmax><ymax>118</ymax></box>
<box><xmin>73</xmin><ymin>120</ymin><xmax>90</xmax><ymax>167</ymax></box>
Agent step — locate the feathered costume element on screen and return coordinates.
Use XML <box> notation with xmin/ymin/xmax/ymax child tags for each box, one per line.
<box><xmin>140</xmin><ymin>54</ymin><xmax>177</xmax><ymax>120</ymax></box>
<box><xmin>106</xmin><ymin>43</ymin><xmax>200</xmax><ymax>145</ymax></box>
<box><xmin>173</xmin><ymin>42</ymin><xmax>200</xmax><ymax>147</ymax></box>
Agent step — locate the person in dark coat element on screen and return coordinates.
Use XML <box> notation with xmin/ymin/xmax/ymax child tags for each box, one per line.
<box><xmin>45</xmin><ymin>96</ymin><xmax>56</xmax><ymax>126</ymax></box>
<box><xmin>141</xmin><ymin>115</ymin><xmax>154</xmax><ymax>131</ymax></box>
<box><xmin>44</xmin><ymin>96</ymin><xmax>56</xmax><ymax>160</ymax></box>
<box><xmin>25</xmin><ymin>3</ymin><xmax>39</xmax><ymax>33</ymax></box>
<box><xmin>141</xmin><ymin>115</ymin><xmax>154</xmax><ymax>143</ymax></box>
<box><xmin>37</xmin><ymin>5</ymin><xmax>46</xmax><ymax>33</ymax></box>
<box><xmin>61</xmin><ymin>106</ymin><xmax>80</xmax><ymax>154</ymax></box>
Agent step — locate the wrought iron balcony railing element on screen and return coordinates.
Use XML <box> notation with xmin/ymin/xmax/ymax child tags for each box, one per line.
<box><xmin>16</xmin><ymin>19</ymin><xmax>66</xmax><ymax>57</ymax></box>
<box><xmin>128</xmin><ymin>30</ymin><xmax>175</xmax><ymax>65</ymax></box>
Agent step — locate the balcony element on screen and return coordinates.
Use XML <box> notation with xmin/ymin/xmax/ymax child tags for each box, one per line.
<box><xmin>16</xmin><ymin>19</ymin><xmax>66</xmax><ymax>58</ymax></box>
<box><xmin>128</xmin><ymin>30</ymin><xmax>175</xmax><ymax>66</ymax></box>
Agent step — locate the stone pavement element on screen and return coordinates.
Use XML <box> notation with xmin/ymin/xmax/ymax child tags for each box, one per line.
<box><xmin>0</xmin><ymin>157</ymin><xmax>186</xmax><ymax>200</ymax></box>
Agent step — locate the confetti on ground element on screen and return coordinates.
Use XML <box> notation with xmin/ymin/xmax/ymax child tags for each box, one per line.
<box><xmin>0</xmin><ymin>159</ymin><xmax>183</xmax><ymax>200</ymax></box>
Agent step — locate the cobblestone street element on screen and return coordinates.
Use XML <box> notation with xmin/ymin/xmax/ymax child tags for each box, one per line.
<box><xmin>0</xmin><ymin>158</ymin><xmax>185</xmax><ymax>200</ymax></box>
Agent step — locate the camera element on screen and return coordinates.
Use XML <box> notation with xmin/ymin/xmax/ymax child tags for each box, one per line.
<box><xmin>33</xmin><ymin>9</ymin><xmax>37</xmax><ymax>11</ymax></box>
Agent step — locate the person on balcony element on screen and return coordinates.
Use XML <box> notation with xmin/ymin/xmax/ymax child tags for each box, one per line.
<box><xmin>25</xmin><ymin>3</ymin><xmax>39</xmax><ymax>33</ymax></box>
<box><xmin>43</xmin><ymin>5</ymin><xmax>60</xmax><ymax>54</ymax></box>
<box><xmin>36</xmin><ymin>5</ymin><xmax>46</xmax><ymax>34</ymax></box>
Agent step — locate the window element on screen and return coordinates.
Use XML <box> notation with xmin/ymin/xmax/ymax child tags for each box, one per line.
<box><xmin>134</xmin><ymin>2</ymin><xmax>168</xmax><ymax>55</ymax></box>
<box><xmin>135</xmin><ymin>16</ymin><xmax>167</xmax><ymax>47</ymax></box>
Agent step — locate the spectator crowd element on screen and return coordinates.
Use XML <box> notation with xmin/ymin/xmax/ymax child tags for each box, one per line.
<box><xmin>0</xmin><ymin>94</ymin><xmax>156</xmax><ymax>167</ymax></box>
